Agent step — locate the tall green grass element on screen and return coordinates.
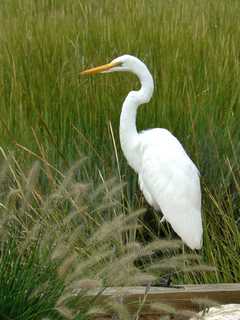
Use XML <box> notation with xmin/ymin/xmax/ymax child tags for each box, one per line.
<box><xmin>0</xmin><ymin>0</ymin><xmax>240</xmax><ymax>283</ymax></box>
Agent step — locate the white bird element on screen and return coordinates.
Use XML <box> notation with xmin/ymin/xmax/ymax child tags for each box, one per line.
<box><xmin>81</xmin><ymin>55</ymin><xmax>203</xmax><ymax>250</ymax></box>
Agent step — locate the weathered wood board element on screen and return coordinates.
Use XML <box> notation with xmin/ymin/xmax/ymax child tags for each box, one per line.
<box><xmin>91</xmin><ymin>283</ymin><xmax>240</xmax><ymax>319</ymax></box>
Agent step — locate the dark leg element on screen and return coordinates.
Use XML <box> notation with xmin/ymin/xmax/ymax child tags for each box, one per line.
<box><xmin>151</xmin><ymin>272</ymin><xmax>183</xmax><ymax>289</ymax></box>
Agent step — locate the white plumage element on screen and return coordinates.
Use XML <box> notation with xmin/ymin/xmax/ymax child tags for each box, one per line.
<box><xmin>138</xmin><ymin>128</ymin><xmax>202</xmax><ymax>249</ymax></box>
<box><xmin>81</xmin><ymin>54</ymin><xmax>203</xmax><ymax>250</ymax></box>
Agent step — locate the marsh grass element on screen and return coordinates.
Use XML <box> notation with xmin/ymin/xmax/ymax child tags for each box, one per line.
<box><xmin>0</xmin><ymin>0</ymin><xmax>240</xmax><ymax>286</ymax></box>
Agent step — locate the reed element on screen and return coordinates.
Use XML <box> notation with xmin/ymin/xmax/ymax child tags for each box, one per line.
<box><xmin>0</xmin><ymin>0</ymin><xmax>240</xmax><ymax>289</ymax></box>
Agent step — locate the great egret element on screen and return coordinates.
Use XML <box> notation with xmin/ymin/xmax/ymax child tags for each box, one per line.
<box><xmin>81</xmin><ymin>55</ymin><xmax>203</xmax><ymax>250</ymax></box>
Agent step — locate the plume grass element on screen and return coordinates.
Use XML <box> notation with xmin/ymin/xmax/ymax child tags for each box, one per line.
<box><xmin>0</xmin><ymin>156</ymin><xmax>206</xmax><ymax>319</ymax></box>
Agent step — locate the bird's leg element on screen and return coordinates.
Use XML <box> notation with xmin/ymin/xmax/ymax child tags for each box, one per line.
<box><xmin>152</xmin><ymin>272</ymin><xmax>183</xmax><ymax>289</ymax></box>
<box><xmin>157</xmin><ymin>274</ymin><xmax>172</xmax><ymax>287</ymax></box>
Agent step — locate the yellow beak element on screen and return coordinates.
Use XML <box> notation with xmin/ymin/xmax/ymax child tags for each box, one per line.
<box><xmin>81</xmin><ymin>61</ymin><xmax>120</xmax><ymax>75</ymax></box>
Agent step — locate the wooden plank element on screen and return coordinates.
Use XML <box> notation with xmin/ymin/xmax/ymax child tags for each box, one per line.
<box><xmin>91</xmin><ymin>283</ymin><xmax>240</xmax><ymax>318</ymax></box>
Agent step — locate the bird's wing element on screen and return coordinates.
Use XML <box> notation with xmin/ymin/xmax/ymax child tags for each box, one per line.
<box><xmin>138</xmin><ymin>129</ymin><xmax>202</xmax><ymax>249</ymax></box>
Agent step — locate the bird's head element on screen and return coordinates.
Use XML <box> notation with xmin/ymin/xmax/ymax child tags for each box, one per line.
<box><xmin>81</xmin><ymin>54</ymin><xmax>154</xmax><ymax>102</ymax></box>
<box><xmin>81</xmin><ymin>55</ymin><xmax>143</xmax><ymax>75</ymax></box>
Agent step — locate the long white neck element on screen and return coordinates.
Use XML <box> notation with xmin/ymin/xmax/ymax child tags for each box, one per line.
<box><xmin>119</xmin><ymin>60</ymin><xmax>154</xmax><ymax>172</ymax></box>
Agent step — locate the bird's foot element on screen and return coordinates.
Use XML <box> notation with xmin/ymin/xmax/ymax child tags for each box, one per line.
<box><xmin>151</xmin><ymin>274</ymin><xmax>183</xmax><ymax>289</ymax></box>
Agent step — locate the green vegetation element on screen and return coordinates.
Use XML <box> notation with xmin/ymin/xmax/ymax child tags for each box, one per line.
<box><xmin>0</xmin><ymin>0</ymin><xmax>240</xmax><ymax>317</ymax></box>
<box><xmin>0</xmin><ymin>154</ymin><xmax>203</xmax><ymax>319</ymax></box>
